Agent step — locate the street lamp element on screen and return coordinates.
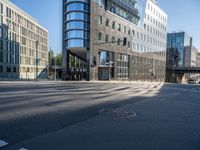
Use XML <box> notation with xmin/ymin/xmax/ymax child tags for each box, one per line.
<box><xmin>35</xmin><ymin>41</ymin><xmax>39</xmax><ymax>80</ymax></box>
<box><xmin>54</xmin><ymin>56</ymin><xmax>57</xmax><ymax>81</ymax></box>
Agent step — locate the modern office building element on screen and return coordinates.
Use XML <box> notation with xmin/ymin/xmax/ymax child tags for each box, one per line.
<box><xmin>0</xmin><ymin>0</ymin><xmax>48</xmax><ymax>80</ymax></box>
<box><xmin>167</xmin><ymin>32</ymin><xmax>191</xmax><ymax>67</ymax></box>
<box><xmin>166</xmin><ymin>32</ymin><xmax>200</xmax><ymax>82</ymax></box>
<box><xmin>62</xmin><ymin>0</ymin><xmax>168</xmax><ymax>81</ymax></box>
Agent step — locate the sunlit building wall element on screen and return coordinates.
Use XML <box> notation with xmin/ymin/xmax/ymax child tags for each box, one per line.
<box><xmin>0</xmin><ymin>0</ymin><xmax>48</xmax><ymax>79</ymax></box>
<box><xmin>62</xmin><ymin>0</ymin><xmax>168</xmax><ymax>81</ymax></box>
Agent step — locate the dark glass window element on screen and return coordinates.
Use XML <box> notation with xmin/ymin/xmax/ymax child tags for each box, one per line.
<box><xmin>0</xmin><ymin>40</ymin><xmax>3</xmax><ymax>49</ymax></box>
<box><xmin>13</xmin><ymin>67</ymin><xmax>17</xmax><ymax>72</ymax></box>
<box><xmin>0</xmin><ymin>66</ymin><xmax>2</xmax><ymax>72</ymax></box>
<box><xmin>7</xmin><ymin>67</ymin><xmax>11</xmax><ymax>73</ymax></box>
<box><xmin>0</xmin><ymin>52</ymin><xmax>2</xmax><ymax>62</ymax></box>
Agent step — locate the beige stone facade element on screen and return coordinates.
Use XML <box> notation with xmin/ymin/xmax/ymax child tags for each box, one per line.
<box><xmin>0</xmin><ymin>0</ymin><xmax>48</xmax><ymax>80</ymax></box>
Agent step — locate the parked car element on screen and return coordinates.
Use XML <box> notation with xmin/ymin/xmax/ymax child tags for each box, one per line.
<box><xmin>188</xmin><ymin>79</ymin><xmax>197</xmax><ymax>84</ymax></box>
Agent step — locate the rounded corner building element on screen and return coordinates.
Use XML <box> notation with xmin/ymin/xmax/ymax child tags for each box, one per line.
<box><xmin>62</xmin><ymin>0</ymin><xmax>168</xmax><ymax>81</ymax></box>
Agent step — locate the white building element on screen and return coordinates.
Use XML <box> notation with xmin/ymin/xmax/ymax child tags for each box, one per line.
<box><xmin>0</xmin><ymin>0</ymin><xmax>48</xmax><ymax>80</ymax></box>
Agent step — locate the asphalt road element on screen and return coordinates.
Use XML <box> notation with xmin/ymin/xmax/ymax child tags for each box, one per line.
<box><xmin>0</xmin><ymin>81</ymin><xmax>200</xmax><ymax>150</ymax></box>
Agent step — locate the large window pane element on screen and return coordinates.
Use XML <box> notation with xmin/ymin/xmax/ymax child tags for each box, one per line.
<box><xmin>67</xmin><ymin>21</ymin><xmax>87</xmax><ymax>30</ymax></box>
<box><xmin>67</xmin><ymin>3</ymin><xmax>88</xmax><ymax>11</ymax></box>
<box><xmin>67</xmin><ymin>12</ymin><xmax>87</xmax><ymax>20</ymax></box>
<box><xmin>67</xmin><ymin>30</ymin><xmax>87</xmax><ymax>38</ymax></box>
<box><xmin>67</xmin><ymin>39</ymin><xmax>86</xmax><ymax>47</ymax></box>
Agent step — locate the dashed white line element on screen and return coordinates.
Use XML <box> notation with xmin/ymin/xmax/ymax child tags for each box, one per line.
<box><xmin>0</xmin><ymin>139</ymin><xmax>8</xmax><ymax>148</ymax></box>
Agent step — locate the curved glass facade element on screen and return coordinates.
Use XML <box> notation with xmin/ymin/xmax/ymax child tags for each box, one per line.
<box><xmin>64</xmin><ymin>0</ymin><xmax>89</xmax><ymax>48</ymax></box>
<box><xmin>67</xmin><ymin>21</ymin><xmax>88</xmax><ymax>30</ymax></box>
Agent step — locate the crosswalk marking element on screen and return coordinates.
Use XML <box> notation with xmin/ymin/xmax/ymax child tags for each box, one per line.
<box><xmin>0</xmin><ymin>139</ymin><xmax>8</xmax><ymax>148</ymax></box>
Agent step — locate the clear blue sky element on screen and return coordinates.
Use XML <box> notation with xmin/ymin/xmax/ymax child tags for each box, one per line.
<box><xmin>159</xmin><ymin>0</ymin><xmax>200</xmax><ymax>49</ymax></box>
<box><xmin>11</xmin><ymin>0</ymin><xmax>200</xmax><ymax>53</ymax></box>
<box><xmin>11</xmin><ymin>0</ymin><xmax>62</xmax><ymax>54</ymax></box>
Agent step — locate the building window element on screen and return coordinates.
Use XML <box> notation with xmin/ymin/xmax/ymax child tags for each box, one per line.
<box><xmin>105</xmin><ymin>34</ymin><xmax>109</xmax><ymax>42</ymax></box>
<box><xmin>128</xmin><ymin>29</ymin><xmax>131</xmax><ymax>35</ymax></box>
<box><xmin>0</xmin><ymin>52</ymin><xmax>2</xmax><ymax>62</ymax></box>
<box><xmin>117</xmin><ymin>38</ymin><xmax>120</xmax><ymax>45</ymax></box>
<box><xmin>0</xmin><ymin>40</ymin><xmax>3</xmax><ymax>49</ymax></box>
<box><xmin>132</xmin><ymin>30</ymin><xmax>135</xmax><ymax>37</ymax></box>
<box><xmin>105</xmin><ymin>18</ymin><xmax>109</xmax><ymax>27</ymax></box>
<box><xmin>128</xmin><ymin>41</ymin><xmax>130</xmax><ymax>48</ymax></box>
<box><xmin>123</xmin><ymin>26</ymin><xmax>126</xmax><ymax>33</ymax></box>
<box><xmin>13</xmin><ymin>67</ymin><xmax>17</xmax><ymax>73</ymax></box>
<box><xmin>144</xmin><ymin>23</ymin><xmax>146</xmax><ymax>29</ymax></box>
<box><xmin>6</xmin><ymin>7</ymin><xmax>11</xmax><ymax>19</ymax></box>
<box><xmin>118</xmin><ymin>24</ymin><xmax>121</xmax><ymax>32</ymax></box>
<box><xmin>0</xmin><ymin>16</ymin><xmax>2</xmax><ymax>26</ymax></box>
<box><xmin>112</xmin><ymin>36</ymin><xmax>115</xmax><ymax>43</ymax></box>
<box><xmin>112</xmin><ymin>21</ymin><xmax>115</xmax><ymax>29</ymax></box>
<box><xmin>67</xmin><ymin>12</ymin><xmax>87</xmax><ymax>20</ymax></box>
<box><xmin>7</xmin><ymin>67</ymin><xmax>11</xmax><ymax>73</ymax></box>
<box><xmin>98</xmin><ymin>15</ymin><xmax>102</xmax><ymax>25</ymax></box>
<box><xmin>67</xmin><ymin>3</ymin><xmax>88</xmax><ymax>12</ymax></box>
<box><xmin>98</xmin><ymin>32</ymin><xmax>102</xmax><ymax>41</ymax></box>
<box><xmin>0</xmin><ymin>66</ymin><xmax>2</xmax><ymax>72</ymax></box>
<box><xmin>0</xmin><ymin>3</ymin><xmax>3</xmax><ymax>14</ymax></box>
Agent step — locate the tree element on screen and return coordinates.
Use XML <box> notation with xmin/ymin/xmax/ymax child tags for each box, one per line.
<box><xmin>49</xmin><ymin>49</ymin><xmax>54</xmax><ymax>66</ymax></box>
<box><xmin>56</xmin><ymin>53</ymin><xmax>62</xmax><ymax>66</ymax></box>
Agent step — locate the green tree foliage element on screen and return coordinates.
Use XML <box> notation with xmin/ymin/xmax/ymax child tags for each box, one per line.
<box><xmin>49</xmin><ymin>49</ymin><xmax>54</xmax><ymax>66</ymax></box>
<box><xmin>56</xmin><ymin>53</ymin><xmax>62</xmax><ymax>66</ymax></box>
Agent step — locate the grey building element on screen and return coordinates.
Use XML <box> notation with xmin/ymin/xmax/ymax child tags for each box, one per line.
<box><xmin>0</xmin><ymin>0</ymin><xmax>48</xmax><ymax>80</ymax></box>
<box><xmin>62</xmin><ymin>0</ymin><xmax>168</xmax><ymax>81</ymax></box>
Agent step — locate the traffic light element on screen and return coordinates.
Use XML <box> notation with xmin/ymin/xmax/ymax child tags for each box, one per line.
<box><xmin>123</xmin><ymin>37</ymin><xmax>127</xmax><ymax>46</ymax></box>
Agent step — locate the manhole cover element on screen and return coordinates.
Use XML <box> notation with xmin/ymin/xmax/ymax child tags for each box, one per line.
<box><xmin>99</xmin><ymin>109</ymin><xmax>136</xmax><ymax>119</ymax></box>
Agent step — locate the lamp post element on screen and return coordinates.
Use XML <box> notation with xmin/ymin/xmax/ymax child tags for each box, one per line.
<box><xmin>54</xmin><ymin>56</ymin><xmax>57</xmax><ymax>81</ymax></box>
<box><xmin>35</xmin><ymin>41</ymin><xmax>39</xmax><ymax>80</ymax></box>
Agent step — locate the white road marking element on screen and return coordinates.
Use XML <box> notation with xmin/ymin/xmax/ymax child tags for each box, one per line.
<box><xmin>0</xmin><ymin>139</ymin><xmax>8</xmax><ymax>148</ymax></box>
<box><xmin>19</xmin><ymin>148</ymin><xmax>28</xmax><ymax>150</ymax></box>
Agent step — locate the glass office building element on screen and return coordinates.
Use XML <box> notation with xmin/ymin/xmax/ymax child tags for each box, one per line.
<box><xmin>62</xmin><ymin>0</ymin><xmax>168</xmax><ymax>81</ymax></box>
<box><xmin>167</xmin><ymin>32</ymin><xmax>191</xmax><ymax>67</ymax></box>
<box><xmin>62</xmin><ymin>0</ymin><xmax>89</xmax><ymax>80</ymax></box>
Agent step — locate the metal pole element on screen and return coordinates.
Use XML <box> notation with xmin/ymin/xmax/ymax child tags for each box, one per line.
<box><xmin>55</xmin><ymin>57</ymin><xmax>56</xmax><ymax>81</ymax></box>
<box><xmin>36</xmin><ymin>41</ymin><xmax>39</xmax><ymax>81</ymax></box>
<box><xmin>108</xmin><ymin>60</ymin><xmax>111</xmax><ymax>84</ymax></box>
